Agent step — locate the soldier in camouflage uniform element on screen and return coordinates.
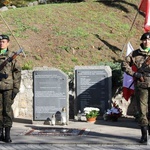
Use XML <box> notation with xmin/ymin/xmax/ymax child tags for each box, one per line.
<box><xmin>0</xmin><ymin>35</ymin><xmax>21</xmax><ymax>143</ymax></box>
<box><xmin>122</xmin><ymin>32</ymin><xmax>150</xmax><ymax>143</ymax></box>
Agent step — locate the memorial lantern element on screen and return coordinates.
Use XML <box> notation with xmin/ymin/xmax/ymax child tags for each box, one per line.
<box><xmin>61</xmin><ymin>107</ymin><xmax>67</xmax><ymax>125</ymax></box>
<box><xmin>51</xmin><ymin>114</ymin><xmax>55</xmax><ymax>126</ymax></box>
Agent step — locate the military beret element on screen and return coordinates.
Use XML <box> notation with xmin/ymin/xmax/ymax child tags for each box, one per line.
<box><xmin>140</xmin><ymin>32</ymin><xmax>150</xmax><ymax>40</ymax></box>
<box><xmin>0</xmin><ymin>34</ymin><xmax>10</xmax><ymax>41</ymax></box>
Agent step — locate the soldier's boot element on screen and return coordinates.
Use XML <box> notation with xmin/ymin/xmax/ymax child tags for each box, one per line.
<box><xmin>4</xmin><ymin>127</ymin><xmax>12</xmax><ymax>143</ymax></box>
<box><xmin>139</xmin><ymin>126</ymin><xmax>147</xmax><ymax>143</ymax></box>
<box><xmin>0</xmin><ymin>128</ymin><xmax>4</xmax><ymax>141</ymax></box>
<box><xmin>148</xmin><ymin>125</ymin><xmax>150</xmax><ymax>136</ymax></box>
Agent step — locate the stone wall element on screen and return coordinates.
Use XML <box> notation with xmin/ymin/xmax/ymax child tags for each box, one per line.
<box><xmin>12</xmin><ymin>70</ymin><xmax>33</xmax><ymax>119</ymax></box>
<box><xmin>12</xmin><ymin>68</ymin><xmax>135</xmax><ymax>121</ymax></box>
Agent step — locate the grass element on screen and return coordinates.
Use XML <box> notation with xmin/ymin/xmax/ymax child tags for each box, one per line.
<box><xmin>0</xmin><ymin>0</ymin><xmax>144</xmax><ymax>74</ymax></box>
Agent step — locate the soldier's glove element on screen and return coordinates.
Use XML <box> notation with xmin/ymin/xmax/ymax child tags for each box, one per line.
<box><xmin>11</xmin><ymin>89</ymin><xmax>18</xmax><ymax>100</ymax></box>
<box><xmin>133</xmin><ymin>72</ymin><xmax>143</xmax><ymax>79</ymax></box>
<box><xmin>11</xmin><ymin>92</ymin><xmax>17</xmax><ymax>100</ymax></box>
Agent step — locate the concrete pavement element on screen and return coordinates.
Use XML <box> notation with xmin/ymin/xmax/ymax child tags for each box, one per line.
<box><xmin>0</xmin><ymin>117</ymin><xmax>150</xmax><ymax>149</ymax></box>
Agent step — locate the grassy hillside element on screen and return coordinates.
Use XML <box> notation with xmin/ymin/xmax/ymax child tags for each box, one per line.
<box><xmin>0</xmin><ymin>0</ymin><xmax>144</xmax><ymax>74</ymax></box>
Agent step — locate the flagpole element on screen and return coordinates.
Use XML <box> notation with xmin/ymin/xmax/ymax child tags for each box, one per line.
<box><xmin>120</xmin><ymin>10</ymin><xmax>139</xmax><ymax>58</ymax></box>
<box><xmin>0</xmin><ymin>13</ymin><xmax>26</xmax><ymax>58</ymax></box>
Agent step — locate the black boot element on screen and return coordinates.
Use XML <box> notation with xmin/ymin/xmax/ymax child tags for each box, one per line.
<box><xmin>0</xmin><ymin>128</ymin><xmax>4</xmax><ymax>141</ymax></box>
<box><xmin>5</xmin><ymin>127</ymin><xmax>12</xmax><ymax>143</ymax></box>
<box><xmin>148</xmin><ymin>125</ymin><xmax>150</xmax><ymax>136</ymax></box>
<box><xmin>139</xmin><ymin>126</ymin><xmax>147</xmax><ymax>143</ymax></box>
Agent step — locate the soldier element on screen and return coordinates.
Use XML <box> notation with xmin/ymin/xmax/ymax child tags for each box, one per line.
<box><xmin>0</xmin><ymin>35</ymin><xmax>21</xmax><ymax>143</ymax></box>
<box><xmin>122</xmin><ymin>32</ymin><xmax>150</xmax><ymax>143</ymax></box>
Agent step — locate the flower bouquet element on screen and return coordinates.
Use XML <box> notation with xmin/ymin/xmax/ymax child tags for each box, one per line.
<box><xmin>103</xmin><ymin>102</ymin><xmax>122</xmax><ymax>121</ymax></box>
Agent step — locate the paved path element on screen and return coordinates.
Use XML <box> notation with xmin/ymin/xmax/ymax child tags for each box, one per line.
<box><xmin>0</xmin><ymin>144</ymin><xmax>149</xmax><ymax>150</ymax></box>
<box><xmin>0</xmin><ymin>117</ymin><xmax>149</xmax><ymax>149</ymax></box>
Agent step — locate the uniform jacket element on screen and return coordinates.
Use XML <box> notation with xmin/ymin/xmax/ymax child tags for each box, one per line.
<box><xmin>0</xmin><ymin>49</ymin><xmax>21</xmax><ymax>93</ymax></box>
<box><xmin>122</xmin><ymin>43</ymin><xmax>150</xmax><ymax>88</ymax></box>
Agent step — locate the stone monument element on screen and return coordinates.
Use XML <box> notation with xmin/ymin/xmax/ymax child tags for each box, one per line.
<box><xmin>74</xmin><ymin>66</ymin><xmax>112</xmax><ymax>115</ymax></box>
<box><xmin>33</xmin><ymin>69</ymin><xmax>69</xmax><ymax>124</ymax></box>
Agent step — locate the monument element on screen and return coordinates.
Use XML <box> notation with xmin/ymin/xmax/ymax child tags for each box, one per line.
<box><xmin>74</xmin><ymin>66</ymin><xmax>112</xmax><ymax>115</ymax></box>
<box><xmin>33</xmin><ymin>69</ymin><xmax>68</xmax><ymax>124</ymax></box>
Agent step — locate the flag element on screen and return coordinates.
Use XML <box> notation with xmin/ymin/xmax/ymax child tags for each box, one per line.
<box><xmin>122</xmin><ymin>42</ymin><xmax>135</xmax><ymax>101</ymax></box>
<box><xmin>139</xmin><ymin>0</ymin><xmax>150</xmax><ymax>32</ymax></box>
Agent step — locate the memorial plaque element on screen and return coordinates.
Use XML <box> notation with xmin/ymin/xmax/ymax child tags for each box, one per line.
<box><xmin>75</xmin><ymin>66</ymin><xmax>112</xmax><ymax>114</ymax></box>
<box><xmin>33</xmin><ymin>69</ymin><xmax>68</xmax><ymax>123</ymax></box>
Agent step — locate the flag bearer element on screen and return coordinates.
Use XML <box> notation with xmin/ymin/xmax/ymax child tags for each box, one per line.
<box><xmin>122</xmin><ymin>32</ymin><xmax>150</xmax><ymax>143</ymax></box>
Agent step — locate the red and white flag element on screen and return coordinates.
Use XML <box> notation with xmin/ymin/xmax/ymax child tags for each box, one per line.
<box><xmin>122</xmin><ymin>42</ymin><xmax>135</xmax><ymax>101</ymax></box>
<box><xmin>139</xmin><ymin>0</ymin><xmax>150</xmax><ymax>32</ymax></box>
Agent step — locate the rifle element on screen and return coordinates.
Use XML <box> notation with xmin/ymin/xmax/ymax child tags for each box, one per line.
<box><xmin>0</xmin><ymin>48</ymin><xmax>23</xmax><ymax>79</ymax></box>
<box><xmin>128</xmin><ymin>55</ymin><xmax>150</xmax><ymax>89</ymax></box>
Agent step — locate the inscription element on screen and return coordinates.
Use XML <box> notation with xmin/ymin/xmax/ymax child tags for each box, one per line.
<box><xmin>75</xmin><ymin>67</ymin><xmax>111</xmax><ymax>114</ymax></box>
<box><xmin>33</xmin><ymin>70</ymin><xmax>68</xmax><ymax>121</ymax></box>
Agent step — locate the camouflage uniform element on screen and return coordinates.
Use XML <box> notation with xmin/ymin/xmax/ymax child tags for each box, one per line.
<box><xmin>122</xmin><ymin>45</ymin><xmax>150</xmax><ymax>127</ymax></box>
<box><xmin>122</xmin><ymin>32</ymin><xmax>150</xmax><ymax>143</ymax></box>
<box><xmin>0</xmin><ymin>49</ymin><xmax>21</xmax><ymax>128</ymax></box>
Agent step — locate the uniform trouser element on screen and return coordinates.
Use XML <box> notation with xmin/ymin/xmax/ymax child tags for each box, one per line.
<box><xmin>136</xmin><ymin>87</ymin><xmax>150</xmax><ymax>126</ymax></box>
<box><xmin>0</xmin><ymin>90</ymin><xmax>14</xmax><ymax>128</ymax></box>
